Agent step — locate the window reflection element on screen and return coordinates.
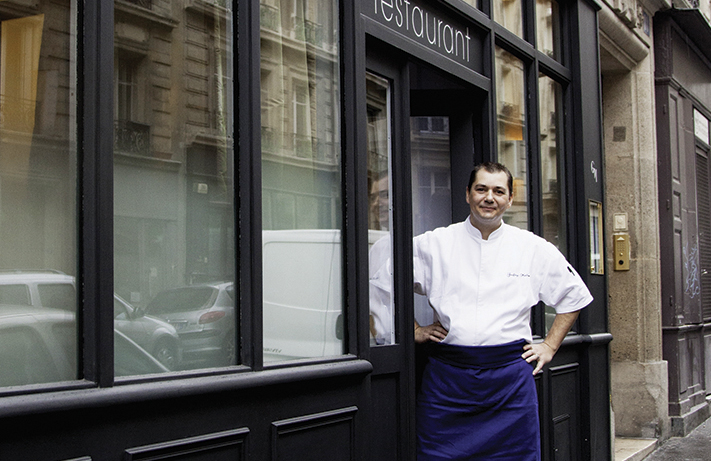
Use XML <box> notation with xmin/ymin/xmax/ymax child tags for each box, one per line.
<box><xmin>536</xmin><ymin>0</ymin><xmax>560</xmax><ymax>60</ymax></box>
<box><xmin>495</xmin><ymin>46</ymin><xmax>528</xmax><ymax>229</ymax></box>
<box><xmin>261</xmin><ymin>0</ymin><xmax>343</xmax><ymax>361</ymax></box>
<box><xmin>539</xmin><ymin>75</ymin><xmax>565</xmax><ymax>251</ymax></box>
<box><xmin>113</xmin><ymin>1</ymin><xmax>236</xmax><ymax>373</ymax></box>
<box><xmin>367</xmin><ymin>72</ymin><xmax>394</xmax><ymax>346</ymax></box>
<box><xmin>411</xmin><ymin>116</ymin><xmax>452</xmax><ymax>329</ymax></box>
<box><xmin>492</xmin><ymin>0</ymin><xmax>523</xmax><ymax>39</ymax></box>
<box><xmin>539</xmin><ymin>74</ymin><xmax>566</xmax><ymax>332</ymax></box>
<box><xmin>0</xmin><ymin>1</ymin><xmax>78</xmax><ymax>386</ymax></box>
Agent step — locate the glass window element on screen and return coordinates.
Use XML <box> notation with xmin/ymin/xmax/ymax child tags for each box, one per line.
<box><xmin>0</xmin><ymin>2</ymin><xmax>78</xmax><ymax>387</ymax></box>
<box><xmin>366</xmin><ymin>72</ymin><xmax>394</xmax><ymax>346</ymax></box>
<box><xmin>0</xmin><ymin>284</ymin><xmax>31</xmax><ymax>305</ymax></box>
<box><xmin>536</xmin><ymin>0</ymin><xmax>560</xmax><ymax>61</ymax></box>
<box><xmin>0</xmin><ymin>324</ymin><xmax>75</xmax><ymax>386</ymax></box>
<box><xmin>495</xmin><ymin>46</ymin><xmax>528</xmax><ymax>229</ymax></box>
<box><xmin>538</xmin><ymin>75</ymin><xmax>565</xmax><ymax>250</ymax></box>
<box><xmin>492</xmin><ymin>0</ymin><xmax>524</xmax><ymax>39</ymax></box>
<box><xmin>37</xmin><ymin>283</ymin><xmax>77</xmax><ymax>312</ymax></box>
<box><xmin>113</xmin><ymin>1</ymin><xmax>235</xmax><ymax>373</ymax></box>
<box><xmin>538</xmin><ymin>74</ymin><xmax>566</xmax><ymax>331</ymax></box>
<box><xmin>260</xmin><ymin>0</ymin><xmax>343</xmax><ymax>362</ymax></box>
<box><xmin>411</xmin><ymin>117</ymin><xmax>452</xmax><ymax>329</ymax></box>
<box><xmin>116</xmin><ymin>54</ymin><xmax>139</xmax><ymax>122</ymax></box>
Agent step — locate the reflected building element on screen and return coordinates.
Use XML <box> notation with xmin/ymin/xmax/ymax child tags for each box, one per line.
<box><xmin>0</xmin><ymin>3</ymin><xmax>77</xmax><ymax>275</ymax></box>
<box><xmin>260</xmin><ymin>0</ymin><xmax>341</xmax><ymax>231</ymax></box>
<box><xmin>113</xmin><ymin>0</ymin><xmax>234</xmax><ymax>309</ymax></box>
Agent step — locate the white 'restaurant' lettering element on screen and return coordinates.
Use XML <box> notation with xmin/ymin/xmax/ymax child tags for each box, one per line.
<box><xmin>373</xmin><ymin>0</ymin><xmax>470</xmax><ymax>64</ymax></box>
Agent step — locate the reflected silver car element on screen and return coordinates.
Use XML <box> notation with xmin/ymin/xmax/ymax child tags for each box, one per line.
<box><xmin>0</xmin><ymin>270</ymin><xmax>76</xmax><ymax>311</ymax></box>
<box><xmin>114</xmin><ymin>294</ymin><xmax>180</xmax><ymax>370</ymax></box>
<box><xmin>0</xmin><ymin>305</ymin><xmax>76</xmax><ymax>386</ymax></box>
<box><xmin>0</xmin><ymin>305</ymin><xmax>168</xmax><ymax>387</ymax></box>
<box><xmin>144</xmin><ymin>282</ymin><xmax>236</xmax><ymax>368</ymax></box>
<box><xmin>0</xmin><ymin>271</ymin><xmax>180</xmax><ymax>370</ymax></box>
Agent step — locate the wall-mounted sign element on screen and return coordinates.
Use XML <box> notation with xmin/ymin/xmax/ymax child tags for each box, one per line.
<box><xmin>365</xmin><ymin>0</ymin><xmax>473</xmax><ymax>68</ymax></box>
<box><xmin>589</xmin><ymin>200</ymin><xmax>604</xmax><ymax>275</ymax></box>
<box><xmin>694</xmin><ymin>108</ymin><xmax>709</xmax><ymax>145</ymax></box>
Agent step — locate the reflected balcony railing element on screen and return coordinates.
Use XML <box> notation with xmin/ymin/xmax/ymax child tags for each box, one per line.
<box><xmin>259</xmin><ymin>3</ymin><xmax>325</xmax><ymax>47</ymax></box>
<box><xmin>262</xmin><ymin>126</ymin><xmax>276</xmax><ymax>154</ymax></box>
<box><xmin>125</xmin><ymin>0</ymin><xmax>152</xmax><ymax>9</ymax></box>
<box><xmin>262</xmin><ymin>127</ymin><xmax>338</xmax><ymax>164</ymax></box>
<box><xmin>114</xmin><ymin>120</ymin><xmax>151</xmax><ymax>157</ymax></box>
<box><xmin>260</xmin><ymin>3</ymin><xmax>280</xmax><ymax>32</ymax></box>
<box><xmin>292</xmin><ymin>17</ymin><xmax>324</xmax><ymax>46</ymax></box>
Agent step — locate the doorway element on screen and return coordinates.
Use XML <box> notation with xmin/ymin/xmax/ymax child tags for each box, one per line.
<box><xmin>365</xmin><ymin>39</ymin><xmax>486</xmax><ymax>461</ymax></box>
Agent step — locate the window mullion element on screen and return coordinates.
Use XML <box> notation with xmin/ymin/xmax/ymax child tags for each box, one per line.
<box><xmin>82</xmin><ymin>0</ymin><xmax>116</xmax><ymax>387</ymax></box>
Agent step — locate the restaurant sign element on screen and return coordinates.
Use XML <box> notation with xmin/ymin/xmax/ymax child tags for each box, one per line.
<box><xmin>365</xmin><ymin>0</ymin><xmax>473</xmax><ymax>69</ymax></box>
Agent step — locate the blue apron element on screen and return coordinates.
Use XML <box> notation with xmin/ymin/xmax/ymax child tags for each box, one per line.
<box><xmin>416</xmin><ymin>340</ymin><xmax>541</xmax><ymax>461</ymax></box>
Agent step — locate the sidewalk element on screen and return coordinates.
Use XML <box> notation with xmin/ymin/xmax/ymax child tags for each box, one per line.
<box><xmin>642</xmin><ymin>417</ymin><xmax>711</xmax><ymax>461</ymax></box>
<box><xmin>614</xmin><ymin>416</ymin><xmax>711</xmax><ymax>461</ymax></box>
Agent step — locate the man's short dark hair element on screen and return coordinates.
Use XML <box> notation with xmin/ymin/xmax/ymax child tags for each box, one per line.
<box><xmin>467</xmin><ymin>162</ymin><xmax>513</xmax><ymax>196</ymax></box>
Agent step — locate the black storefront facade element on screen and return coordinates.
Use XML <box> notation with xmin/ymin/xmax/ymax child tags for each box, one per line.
<box><xmin>0</xmin><ymin>0</ymin><xmax>610</xmax><ymax>460</ymax></box>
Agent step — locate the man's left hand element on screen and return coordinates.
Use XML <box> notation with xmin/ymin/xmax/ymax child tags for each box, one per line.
<box><xmin>522</xmin><ymin>342</ymin><xmax>555</xmax><ymax>375</ymax></box>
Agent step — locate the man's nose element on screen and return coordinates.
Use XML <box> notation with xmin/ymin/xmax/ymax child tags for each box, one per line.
<box><xmin>484</xmin><ymin>190</ymin><xmax>494</xmax><ymax>201</ymax></box>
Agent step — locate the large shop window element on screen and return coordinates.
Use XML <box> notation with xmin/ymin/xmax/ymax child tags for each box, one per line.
<box><xmin>538</xmin><ymin>74</ymin><xmax>567</xmax><ymax>332</ymax></box>
<box><xmin>493</xmin><ymin>0</ymin><xmax>523</xmax><ymax>39</ymax></box>
<box><xmin>538</xmin><ymin>74</ymin><xmax>566</xmax><ymax>252</ymax></box>
<box><xmin>495</xmin><ymin>46</ymin><xmax>528</xmax><ymax>229</ymax></box>
<box><xmin>366</xmin><ymin>72</ymin><xmax>394</xmax><ymax>346</ymax></box>
<box><xmin>536</xmin><ymin>0</ymin><xmax>561</xmax><ymax>61</ymax></box>
<box><xmin>0</xmin><ymin>4</ymin><xmax>78</xmax><ymax>386</ymax></box>
<box><xmin>113</xmin><ymin>1</ymin><xmax>235</xmax><ymax>373</ymax></box>
<box><xmin>494</xmin><ymin>5</ymin><xmax>570</xmax><ymax>335</ymax></box>
<box><xmin>260</xmin><ymin>0</ymin><xmax>343</xmax><ymax>362</ymax></box>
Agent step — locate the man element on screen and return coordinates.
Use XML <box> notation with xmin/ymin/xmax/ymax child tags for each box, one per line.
<box><xmin>413</xmin><ymin>162</ymin><xmax>592</xmax><ymax>460</ymax></box>
<box><xmin>369</xmin><ymin>171</ymin><xmax>390</xmax><ymax>231</ymax></box>
<box><xmin>368</xmin><ymin>171</ymin><xmax>395</xmax><ymax>345</ymax></box>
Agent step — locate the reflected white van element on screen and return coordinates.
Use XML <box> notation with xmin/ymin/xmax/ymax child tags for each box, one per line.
<box><xmin>262</xmin><ymin>229</ymin><xmax>343</xmax><ymax>362</ymax></box>
<box><xmin>262</xmin><ymin>229</ymin><xmax>390</xmax><ymax>362</ymax></box>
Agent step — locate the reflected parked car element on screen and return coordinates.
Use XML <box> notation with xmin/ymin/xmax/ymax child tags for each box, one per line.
<box><xmin>0</xmin><ymin>305</ymin><xmax>168</xmax><ymax>387</ymax></box>
<box><xmin>144</xmin><ymin>282</ymin><xmax>236</xmax><ymax>368</ymax></box>
<box><xmin>0</xmin><ymin>270</ymin><xmax>180</xmax><ymax>370</ymax></box>
<box><xmin>114</xmin><ymin>328</ymin><xmax>171</xmax><ymax>377</ymax></box>
<box><xmin>114</xmin><ymin>294</ymin><xmax>180</xmax><ymax>370</ymax></box>
<box><xmin>0</xmin><ymin>305</ymin><xmax>76</xmax><ymax>386</ymax></box>
<box><xmin>0</xmin><ymin>270</ymin><xmax>76</xmax><ymax>311</ymax></box>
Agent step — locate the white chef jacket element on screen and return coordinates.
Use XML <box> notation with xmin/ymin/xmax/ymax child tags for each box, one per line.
<box><xmin>369</xmin><ymin>233</ymin><xmax>395</xmax><ymax>345</ymax></box>
<box><xmin>412</xmin><ymin>219</ymin><xmax>593</xmax><ymax>346</ymax></box>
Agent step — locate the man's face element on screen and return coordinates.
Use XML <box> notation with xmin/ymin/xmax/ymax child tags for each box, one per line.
<box><xmin>465</xmin><ymin>170</ymin><xmax>513</xmax><ymax>230</ymax></box>
<box><xmin>370</xmin><ymin>176</ymin><xmax>390</xmax><ymax>230</ymax></box>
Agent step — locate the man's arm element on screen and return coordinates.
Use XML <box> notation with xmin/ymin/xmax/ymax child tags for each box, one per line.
<box><xmin>522</xmin><ymin>310</ymin><xmax>580</xmax><ymax>375</ymax></box>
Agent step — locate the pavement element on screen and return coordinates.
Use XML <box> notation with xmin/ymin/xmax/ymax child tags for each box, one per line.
<box><xmin>614</xmin><ymin>416</ymin><xmax>711</xmax><ymax>461</ymax></box>
<box><xmin>642</xmin><ymin>418</ymin><xmax>711</xmax><ymax>461</ymax></box>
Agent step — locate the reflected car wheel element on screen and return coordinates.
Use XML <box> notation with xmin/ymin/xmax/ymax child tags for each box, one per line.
<box><xmin>153</xmin><ymin>339</ymin><xmax>177</xmax><ymax>371</ymax></box>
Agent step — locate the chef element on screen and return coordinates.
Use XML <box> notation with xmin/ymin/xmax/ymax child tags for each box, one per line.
<box><xmin>413</xmin><ymin>162</ymin><xmax>593</xmax><ymax>460</ymax></box>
